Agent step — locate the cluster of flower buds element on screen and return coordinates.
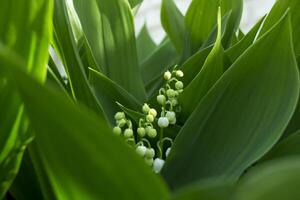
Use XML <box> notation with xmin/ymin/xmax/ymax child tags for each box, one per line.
<box><xmin>112</xmin><ymin>67</ymin><xmax>184</xmax><ymax>174</ymax></box>
<box><xmin>113</xmin><ymin>112</ymin><xmax>134</xmax><ymax>139</ymax></box>
<box><xmin>137</xmin><ymin>103</ymin><xmax>158</xmax><ymax>138</ymax></box>
<box><xmin>157</xmin><ymin>68</ymin><xmax>184</xmax><ymax>129</ymax></box>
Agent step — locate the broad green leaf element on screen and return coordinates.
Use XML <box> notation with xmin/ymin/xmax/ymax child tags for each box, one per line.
<box><xmin>259</xmin><ymin>0</ymin><xmax>300</xmax><ymax>55</ymax></box>
<box><xmin>171</xmin><ymin>178</ymin><xmax>234</xmax><ymax>200</ymax></box>
<box><xmin>136</xmin><ymin>25</ymin><xmax>156</xmax><ymax>63</ymax></box>
<box><xmin>141</xmin><ymin>39</ymin><xmax>177</xmax><ymax>86</ymax></box>
<box><xmin>179</xmin><ymin>45</ymin><xmax>212</xmax><ymax>86</ymax></box>
<box><xmin>72</xmin><ymin>0</ymin><xmax>146</xmax><ymax>102</ymax></box>
<box><xmin>234</xmin><ymin>158</ymin><xmax>300</xmax><ymax>200</ymax></box>
<box><xmin>226</xmin><ymin>15</ymin><xmax>265</xmax><ymax>63</ymax></box>
<box><xmin>161</xmin><ymin>0</ymin><xmax>185</xmax><ymax>53</ymax></box>
<box><xmin>185</xmin><ymin>0</ymin><xmax>242</xmax><ymax>53</ymax></box>
<box><xmin>262</xmin><ymin>130</ymin><xmax>300</xmax><ymax>161</ymax></box>
<box><xmin>3</xmin><ymin>55</ymin><xmax>170</xmax><ymax>200</ymax></box>
<box><xmin>180</xmin><ymin>8</ymin><xmax>224</xmax><ymax>119</ymax></box>
<box><xmin>0</xmin><ymin>0</ymin><xmax>53</xmax><ymax>197</ymax></box>
<box><xmin>53</xmin><ymin>0</ymin><xmax>104</xmax><ymax>117</ymax></box>
<box><xmin>162</xmin><ymin>12</ymin><xmax>300</xmax><ymax>189</ymax></box>
<box><xmin>89</xmin><ymin>68</ymin><xmax>142</xmax><ymax>124</ymax></box>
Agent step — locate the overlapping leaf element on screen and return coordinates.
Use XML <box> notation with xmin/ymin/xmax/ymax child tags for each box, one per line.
<box><xmin>162</xmin><ymin>12</ymin><xmax>300</xmax><ymax>190</ymax></box>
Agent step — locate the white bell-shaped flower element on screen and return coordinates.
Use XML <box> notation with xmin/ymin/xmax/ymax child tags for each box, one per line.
<box><xmin>158</xmin><ymin>117</ymin><xmax>169</xmax><ymax>128</ymax></box>
<box><xmin>153</xmin><ymin>158</ymin><xmax>165</xmax><ymax>173</ymax></box>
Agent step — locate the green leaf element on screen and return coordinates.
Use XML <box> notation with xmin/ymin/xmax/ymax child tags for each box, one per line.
<box><xmin>161</xmin><ymin>0</ymin><xmax>185</xmax><ymax>53</ymax></box>
<box><xmin>89</xmin><ymin>68</ymin><xmax>142</xmax><ymax>124</ymax></box>
<box><xmin>136</xmin><ymin>25</ymin><xmax>157</xmax><ymax>63</ymax></box>
<box><xmin>226</xmin><ymin>15</ymin><xmax>265</xmax><ymax>63</ymax></box>
<box><xmin>0</xmin><ymin>0</ymin><xmax>53</xmax><ymax>197</ymax></box>
<box><xmin>162</xmin><ymin>12</ymin><xmax>300</xmax><ymax>189</ymax></box>
<box><xmin>72</xmin><ymin>0</ymin><xmax>146</xmax><ymax>102</ymax></box>
<box><xmin>234</xmin><ymin>158</ymin><xmax>300</xmax><ymax>200</ymax></box>
<box><xmin>53</xmin><ymin>0</ymin><xmax>104</xmax><ymax>117</ymax></box>
<box><xmin>128</xmin><ymin>0</ymin><xmax>143</xmax><ymax>8</ymax></box>
<box><xmin>259</xmin><ymin>0</ymin><xmax>300</xmax><ymax>55</ymax></box>
<box><xmin>185</xmin><ymin>0</ymin><xmax>242</xmax><ymax>53</ymax></box>
<box><xmin>171</xmin><ymin>178</ymin><xmax>234</xmax><ymax>200</ymax></box>
<box><xmin>3</xmin><ymin>54</ymin><xmax>170</xmax><ymax>200</ymax></box>
<box><xmin>180</xmin><ymin>8</ymin><xmax>224</xmax><ymax>119</ymax></box>
<box><xmin>262</xmin><ymin>130</ymin><xmax>300</xmax><ymax>161</ymax></box>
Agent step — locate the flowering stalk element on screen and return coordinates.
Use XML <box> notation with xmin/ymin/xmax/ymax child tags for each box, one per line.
<box><xmin>112</xmin><ymin>66</ymin><xmax>184</xmax><ymax>173</ymax></box>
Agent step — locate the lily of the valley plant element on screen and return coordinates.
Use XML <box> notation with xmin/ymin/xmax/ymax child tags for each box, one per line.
<box><xmin>1</xmin><ymin>0</ymin><xmax>300</xmax><ymax>199</ymax></box>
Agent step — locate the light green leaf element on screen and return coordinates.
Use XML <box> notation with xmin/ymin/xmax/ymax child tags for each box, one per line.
<box><xmin>234</xmin><ymin>158</ymin><xmax>300</xmax><ymax>200</ymax></box>
<box><xmin>162</xmin><ymin>12</ymin><xmax>300</xmax><ymax>189</ymax></box>
<box><xmin>180</xmin><ymin>8</ymin><xmax>224</xmax><ymax>119</ymax></box>
<box><xmin>72</xmin><ymin>0</ymin><xmax>146</xmax><ymax>102</ymax></box>
<box><xmin>136</xmin><ymin>25</ymin><xmax>157</xmax><ymax>63</ymax></box>
<box><xmin>53</xmin><ymin>0</ymin><xmax>104</xmax><ymax>117</ymax></box>
<box><xmin>128</xmin><ymin>0</ymin><xmax>143</xmax><ymax>8</ymax></box>
<box><xmin>161</xmin><ymin>0</ymin><xmax>185</xmax><ymax>53</ymax></box>
<box><xmin>3</xmin><ymin>55</ymin><xmax>170</xmax><ymax>200</ymax></box>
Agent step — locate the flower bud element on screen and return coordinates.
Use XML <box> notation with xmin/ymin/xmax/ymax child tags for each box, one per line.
<box><xmin>145</xmin><ymin>158</ymin><xmax>154</xmax><ymax>166</ymax></box>
<box><xmin>153</xmin><ymin>158</ymin><xmax>165</xmax><ymax>173</ymax></box>
<box><xmin>118</xmin><ymin>119</ymin><xmax>127</xmax><ymax>127</ymax></box>
<box><xmin>175</xmin><ymin>81</ymin><xmax>184</xmax><ymax>90</ymax></box>
<box><xmin>145</xmin><ymin>148</ymin><xmax>155</xmax><ymax>158</ymax></box>
<box><xmin>158</xmin><ymin>117</ymin><xmax>169</xmax><ymax>128</ymax></box>
<box><xmin>147</xmin><ymin>128</ymin><xmax>157</xmax><ymax>138</ymax></box>
<box><xmin>124</xmin><ymin>128</ymin><xmax>133</xmax><ymax>138</ymax></box>
<box><xmin>165</xmin><ymin>148</ymin><xmax>171</xmax><ymax>157</ymax></box>
<box><xmin>169</xmin><ymin>117</ymin><xmax>176</xmax><ymax>125</ymax></box>
<box><xmin>171</xmin><ymin>99</ymin><xmax>178</xmax><ymax>106</ymax></box>
<box><xmin>112</xmin><ymin>126</ymin><xmax>122</xmax><ymax>135</ymax></box>
<box><xmin>136</xmin><ymin>146</ymin><xmax>147</xmax><ymax>157</ymax></box>
<box><xmin>157</xmin><ymin>94</ymin><xmax>166</xmax><ymax>105</ymax></box>
<box><xmin>114</xmin><ymin>112</ymin><xmax>125</xmax><ymax>120</ymax></box>
<box><xmin>137</xmin><ymin>127</ymin><xmax>146</xmax><ymax>137</ymax></box>
<box><xmin>164</xmin><ymin>70</ymin><xmax>172</xmax><ymax>80</ymax></box>
<box><xmin>146</xmin><ymin>114</ymin><xmax>154</xmax><ymax>123</ymax></box>
<box><xmin>176</xmin><ymin>70</ymin><xmax>184</xmax><ymax>77</ymax></box>
<box><xmin>166</xmin><ymin>111</ymin><xmax>176</xmax><ymax>122</ymax></box>
<box><xmin>142</xmin><ymin>103</ymin><xmax>150</xmax><ymax>114</ymax></box>
<box><xmin>149</xmin><ymin>108</ymin><xmax>157</xmax><ymax>118</ymax></box>
<box><xmin>166</xmin><ymin>89</ymin><xmax>176</xmax><ymax>98</ymax></box>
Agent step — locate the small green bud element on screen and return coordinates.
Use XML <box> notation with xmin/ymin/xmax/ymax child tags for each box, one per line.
<box><xmin>166</xmin><ymin>89</ymin><xmax>176</xmax><ymax>98</ymax></box>
<box><xmin>146</xmin><ymin>114</ymin><xmax>154</xmax><ymax>123</ymax></box>
<box><xmin>166</xmin><ymin>111</ymin><xmax>176</xmax><ymax>121</ymax></box>
<box><xmin>157</xmin><ymin>94</ymin><xmax>166</xmax><ymax>105</ymax></box>
<box><xmin>175</xmin><ymin>81</ymin><xmax>184</xmax><ymax>90</ymax></box>
<box><xmin>114</xmin><ymin>112</ymin><xmax>125</xmax><ymax>120</ymax></box>
<box><xmin>166</xmin><ymin>148</ymin><xmax>171</xmax><ymax>157</ymax></box>
<box><xmin>136</xmin><ymin>146</ymin><xmax>147</xmax><ymax>157</ymax></box>
<box><xmin>112</xmin><ymin>126</ymin><xmax>122</xmax><ymax>135</ymax></box>
<box><xmin>176</xmin><ymin>70</ymin><xmax>184</xmax><ymax>77</ymax></box>
<box><xmin>124</xmin><ymin>128</ymin><xmax>133</xmax><ymax>138</ymax></box>
<box><xmin>158</xmin><ymin>117</ymin><xmax>169</xmax><ymax>128</ymax></box>
<box><xmin>149</xmin><ymin>108</ymin><xmax>157</xmax><ymax>118</ymax></box>
<box><xmin>137</xmin><ymin>127</ymin><xmax>146</xmax><ymax>137</ymax></box>
<box><xmin>118</xmin><ymin>119</ymin><xmax>127</xmax><ymax>127</ymax></box>
<box><xmin>171</xmin><ymin>99</ymin><xmax>178</xmax><ymax>106</ymax></box>
<box><xmin>145</xmin><ymin>158</ymin><xmax>154</xmax><ymax>166</ymax></box>
<box><xmin>145</xmin><ymin>148</ymin><xmax>155</xmax><ymax>158</ymax></box>
<box><xmin>164</xmin><ymin>70</ymin><xmax>172</xmax><ymax>80</ymax></box>
<box><xmin>147</xmin><ymin>128</ymin><xmax>157</xmax><ymax>138</ymax></box>
<box><xmin>142</xmin><ymin>103</ymin><xmax>150</xmax><ymax>114</ymax></box>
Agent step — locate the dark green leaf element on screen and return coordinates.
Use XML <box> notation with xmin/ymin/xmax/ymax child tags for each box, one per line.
<box><xmin>136</xmin><ymin>25</ymin><xmax>157</xmax><ymax>63</ymax></box>
<box><xmin>73</xmin><ymin>0</ymin><xmax>146</xmax><ymax>101</ymax></box>
<box><xmin>161</xmin><ymin>0</ymin><xmax>185</xmax><ymax>53</ymax></box>
<box><xmin>234</xmin><ymin>158</ymin><xmax>300</xmax><ymax>200</ymax></box>
<box><xmin>162</xmin><ymin>12</ymin><xmax>300</xmax><ymax>190</ymax></box>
